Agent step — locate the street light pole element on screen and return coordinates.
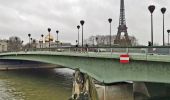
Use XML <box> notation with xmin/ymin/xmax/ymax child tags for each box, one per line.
<box><xmin>148</xmin><ymin>5</ymin><xmax>155</xmax><ymax>46</ymax></box>
<box><xmin>161</xmin><ymin>7</ymin><xmax>166</xmax><ymax>46</ymax></box>
<box><xmin>30</xmin><ymin>38</ymin><xmax>32</xmax><ymax>50</ymax></box>
<box><xmin>41</xmin><ymin>34</ymin><xmax>44</xmax><ymax>48</ymax></box>
<box><xmin>108</xmin><ymin>18</ymin><xmax>112</xmax><ymax>47</ymax></box>
<box><xmin>48</xmin><ymin>28</ymin><xmax>51</xmax><ymax>49</ymax></box>
<box><xmin>167</xmin><ymin>30</ymin><xmax>170</xmax><ymax>45</ymax></box>
<box><xmin>96</xmin><ymin>37</ymin><xmax>98</xmax><ymax>47</ymax></box>
<box><xmin>56</xmin><ymin>30</ymin><xmax>59</xmax><ymax>42</ymax></box>
<box><xmin>80</xmin><ymin>20</ymin><xmax>85</xmax><ymax>47</ymax></box>
<box><xmin>28</xmin><ymin>34</ymin><xmax>31</xmax><ymax>49</ymax></box>
<box><xmin>77</xmin><ymin>25</ymin><xmax>80</xmax><ymax>46</ymax></box>
<box><xmin>56</xmin><ymin>30</ymin><xmax>59</xmax><ymax>47</ymax></box>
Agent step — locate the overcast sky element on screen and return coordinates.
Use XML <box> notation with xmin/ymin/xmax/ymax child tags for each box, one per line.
<box><xmin>0</xmin><ymin>0</ymin><xmax>169</xmax><ymax>45</ymax></box>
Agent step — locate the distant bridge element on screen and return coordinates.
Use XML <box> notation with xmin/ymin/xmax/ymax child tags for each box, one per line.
<box><xmin>0</xmin><ymin>46</ymin><xmax>170</xmax><ymax>84</ymax></box>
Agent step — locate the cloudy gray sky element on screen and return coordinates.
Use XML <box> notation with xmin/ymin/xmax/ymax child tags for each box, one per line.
<box><xmin>0</xmin><ymin>0</ymin><xmax>169</xmax><ymax>45</ymax></box>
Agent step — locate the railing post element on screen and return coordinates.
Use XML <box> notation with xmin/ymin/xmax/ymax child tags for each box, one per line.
<box><xmin>126</xmin><ymin>48</ymin><xmax>129</xmax><ymax>54</ymax></box>
<box><xmin>146</xmin><ymin>48</ymin><xmax>148</xmax><ymax>60</ymax></box>
<box><xmin>81</xmin><ymin>48</ymin><xmax>83</xmax><ymax>53</ymax></box>
<box><xmin>69</xmin><ymin>48</ymin><xmax>71</xmax><ymax>52</ymax></box>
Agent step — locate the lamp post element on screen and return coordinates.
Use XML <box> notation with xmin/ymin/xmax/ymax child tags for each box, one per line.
<box><xmin>48</xmin><ymin>28</ymin><xmax>51</xmax><ymax>49</ymax></box>
<box><xmin>56</xmin><ymin>30</ymin><xmax>59</xmax><ymax>47</ymax></box>
<box><xmin>56</xmin><ymin>30</ymin><xmax>59</xmax><ymax>42</ymax></box>
<box><xmin>80</xmin><ymin>20</ymin><xmax>85</xmax><ymax>47</ymax></box>
<box><xmin>28</xmin><ymin>34</ymin><xmax>31</xmax><ymax>49</ymax></box>
<box><xmin>96</xmin><ymin>37</ymin><xmax>98</xmax><ymax>47</ymax></box>
<box><xmin>41</xmin><ymin>34</ymin><xmax>44</xmax><ymax>48</ymax></box>
<box><xmin>30</xmin><ymin>38</ymin><xmax>32</xmax><ymax>50</ymax></box>
<box><xmin>15</xmin><ymin>37</ymin><xmax>18</xmax><ymax>51</ymax></box>
<box><xmin>76</xmin><ymin>40</ymin><xmax>78</xmax><ymax>47</ymax></box>
<box><xmin>108</xmin><ymin>18</ymin><xmax>112</xmax><ymax>47</ymax></box>
<box><xmin>21</xmin><ymin>40</ymin><xmax>23</xmax><ymax>51</ymax></box>
<box><xmin>167</xmin><ymin>30</ymin><xmax>170</xmax><ymax>45</ymax></box>
<box><xmin>161</xmin><ymin>7</ymin><xmax>166</xmax><ymax>46</ymax></box>
<box><xmin>77</xmin><ymin>25</ymin><xmax>80</xmax><ymax>46</ymax></box>
<box><xmin>148</xmin><ymin>5</ymin><xmax>155</xmax><ymax>46</ymax></box>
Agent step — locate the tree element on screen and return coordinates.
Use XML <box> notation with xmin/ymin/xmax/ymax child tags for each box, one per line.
<box><xmin>129</xmin><ymin>36</ymin><xmax>138</xmax><ymax>46</ymax></box>
<box><xmin>84</xmin><ymin>35</ymin><xmax>138</xmax><ymax>46</ymax></box>
<box><xmin>7</xmin><ymin>36</ymin><xmax>23</xmax><ymax>52</ymax></box>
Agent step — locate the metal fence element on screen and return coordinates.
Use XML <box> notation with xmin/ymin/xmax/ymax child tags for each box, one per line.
<box><xmin>23</xmin><ymin>46</ymin><xmax>170</xmax><ymax>55</ymax></box>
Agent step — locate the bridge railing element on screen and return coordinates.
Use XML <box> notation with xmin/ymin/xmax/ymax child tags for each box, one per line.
<box><xmin>27</xmin><ymin>46</ymin><xmax>170</xmax><ymax>55</ymax></box>
<box><xmin>2</xmin><ymin>46</ymin><xmax>170</xmax><ymax>56</ymax></box>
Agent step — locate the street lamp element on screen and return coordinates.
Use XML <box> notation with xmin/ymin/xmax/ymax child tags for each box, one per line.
<box><xmin>30</xmin><ymin>38</ymin><xmax>32</xmax><ymax>43</ymax></box>
<box><xmin>148</xmin><ymin>5</ymin><xmax>155</xmax><ymax>46</ymax></box>
<box><xmin>56</xmin><ymin>30</ymin><xmax>59</xmax><ymax>42</ymax></box>
<box><xmin>80</xmin><ymin>20</ymin><xmax>85</xmax><ymax>47</ymax></box>
<box><xmin>15</xmin><ymin>37</ymin><xmax>18</xmax><ymax>51</ymax></box>
<box><xmin>167</xmin><ymin>30</ymin><xmax>170</xmax><ymax>45</ymax></box>
<box><xmin>30</xmin><ymin>38</ymin><xmax>32</xmax><ymax>49</ymax></box>
<box><xmin>161</xmin><ymin>7</ymin><xmax>166</xmax><ymax>46</ymax></box>
<box><xmin>76</xmin><ymin>40</ymin><xmax>78</xmax><ymax>47</ymax></box>
<box><xmin>108</xmin><ymin>18</ymin><xmax>112</xmax><ymax>47</ymax></box>
<box><xmin>56</xmin><ymin>30</ymin><xmax>59</xmax><ymax>47</ymax></box>
<box><xmin>21</xmin><ymin>40</ymin><xmax>23</xmax><ymax>50</ymax></box>
<box><xmin>77</xmin><ymin>25</ymin><xmax>80</xmax><ymax>46</ymax></box>
<box><xmin>48</xmin><ymin>28</ymin><xmax>51</xmax><ymax>49</ymax></box>
<box><xmin>28</xmin><ymin>33</ymin><xmax>31</xmax><ymax>49</ymax></box>
<box><xmin>96</xmin><ymin>37</ymin><xmax>98</xmax><ymax>47</ymax></box>
<box><xmin>41</xmin><ymin>34</ymin><xmax>44</xmax><ymax>48</ymax></box>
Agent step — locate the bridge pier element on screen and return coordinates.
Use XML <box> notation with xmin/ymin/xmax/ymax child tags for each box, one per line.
<box><xmin>133</xmin><ymin>82</ymin><xmax>150</xmax><ymax>100</ymax></box>
<box><xmin>96</xmin><ymin>82</ymin><xmax>150</xmax><ymax>100</ymax></box>
<box><xmin>69</xmin><ymin>69</ymin><xmax>99</xmax><ymax>100</ymax></box>
<box><xmin>96</xmin><ymin>82</ymin><xmax>133</xmax><ymax>100</ymax></box>
<box><xmin>69</xmin><ymin>69</ymin><xmax>151</xmax><ymax>100</ymax></box>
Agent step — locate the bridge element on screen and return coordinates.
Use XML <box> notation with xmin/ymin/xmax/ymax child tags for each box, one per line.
<box><xmin>0</xmin><ymin>46</ymin><xmax>170</xmax><ymax>84</ymax></box>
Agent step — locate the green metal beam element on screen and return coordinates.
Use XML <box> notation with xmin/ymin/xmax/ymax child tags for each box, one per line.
<box><xmin>0</xmin><ymin>52</ymin><xmax>170</xmax><ymax>84</ymax></box>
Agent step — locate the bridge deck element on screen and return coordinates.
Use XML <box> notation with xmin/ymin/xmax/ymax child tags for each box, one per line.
<box><xmin>1</xmin><ymin>51</ymin><xmax>170</xmax><ymax>62</ymax></box>
<box><xmin>0</xmin><ymin>51</ymin><xmax>170</xmax><ymax>84</ymax></box>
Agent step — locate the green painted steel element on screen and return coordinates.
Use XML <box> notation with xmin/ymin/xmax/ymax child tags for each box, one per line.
<box><xmin>0</xmin><ymin>52</ymin><xmax>170</xmax><ymax>84</ymax></box>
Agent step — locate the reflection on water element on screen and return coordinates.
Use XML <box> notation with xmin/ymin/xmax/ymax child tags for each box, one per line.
<box><xmin>0</xmin><ymin>80</ymin><xmax>24</xmax><ymax>100</ymax></box>
<box><xmin>0</xmin><ymin>68</ymin><xmax>74</xmax><ymax>100</ymax></box>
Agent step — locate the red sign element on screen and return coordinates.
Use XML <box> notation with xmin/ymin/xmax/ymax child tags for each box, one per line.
<box><xmin>120</xmin><ymin>54</ymin><xmax>129</xmax><ymax>63</ymax></box>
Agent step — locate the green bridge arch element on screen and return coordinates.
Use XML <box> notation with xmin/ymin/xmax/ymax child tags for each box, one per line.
<box><xmin>0</xmin><ymin>52</ymin><xmax>170</xmax><ymax>84</ymax></box>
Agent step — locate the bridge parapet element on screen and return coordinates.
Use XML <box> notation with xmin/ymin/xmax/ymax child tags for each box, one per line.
<box><xmin>1</xmin><ymin>46</ymin><xmax>170</xmax><ymax>84</ymax></box>
<box><xmin>1</xmin><ymin>47</ymin><xmax>170</xmax><ymax>63</ymax></box>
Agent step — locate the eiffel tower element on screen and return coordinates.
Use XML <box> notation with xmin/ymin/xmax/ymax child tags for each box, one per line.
<box><xmin>114</xmin><ymin>0</ymin><xmax>131</xmax><ymax>46</ymax></box>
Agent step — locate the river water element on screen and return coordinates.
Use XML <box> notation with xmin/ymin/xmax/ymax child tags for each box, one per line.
<box><xmin>0</xmin><ymin>67</ymin><xmax>170</xmax><ymax>100</ymax></box>
<box><xmin>0</xmin><ymin>68</ymin><xmax>74</xmax><ymax>100</ymax></box>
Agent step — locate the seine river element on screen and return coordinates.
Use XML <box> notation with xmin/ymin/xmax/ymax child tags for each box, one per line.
<box><xmin>0</xmin><ymin>68</ymin><xmax>74</xmax><ymax>100</ymax></box>
<box><xmin>0</xmin><ymin>67</ymin><xmax>169</xmax><ymax>100</ymax></box>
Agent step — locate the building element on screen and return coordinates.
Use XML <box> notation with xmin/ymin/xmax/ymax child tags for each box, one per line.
<box><xmin>0</xmin><ymin>40</ymin><xmax>8</xmax><ymax>52</ymax></box>
<box><xmin>84</xmin><ymin>35</ymin><xmax>138</xmax><ymax>46</ymax></box>
<box><xmin>36</xmin><ymin>34</ymin><xmax>71</xmax><ymax>48</ymax></box>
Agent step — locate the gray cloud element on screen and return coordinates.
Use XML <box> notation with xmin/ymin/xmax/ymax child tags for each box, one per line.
<box><xmin>0</xmin><ymin>0</ymin><xmax>169</xmax><ymax>45</ymax></box>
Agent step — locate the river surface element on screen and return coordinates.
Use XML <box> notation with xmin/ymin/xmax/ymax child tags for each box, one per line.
<box><xmin>0</xmin><ymin>67</ymin><xmax>170</xmax><ymax>100</ymax></box>
<box><xmin>0</xmin><ymin>68</ymin><xmax>74</xmax><ymax>100</ymax></box>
